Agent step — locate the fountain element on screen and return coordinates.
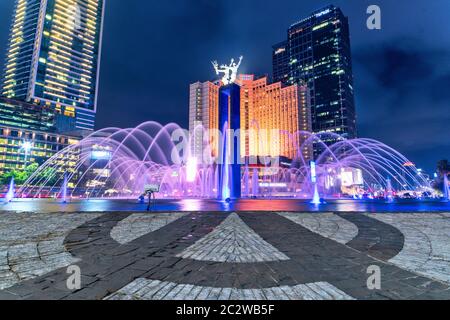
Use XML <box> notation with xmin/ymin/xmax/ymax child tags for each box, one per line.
<box><xmin>61</xmin><ymin>173</ymin><xmax>68</xmax><ymax>203</ymax></box>
<box><xmin>310</xmin><ymin>161</ymin><xmax>321</xmax><ymax>205</ymax></box>
<box><xmin>386</xmin><ymin>178</ymin><xmax>394</xmax><ymax>203</ymax></box>
<box><xmin>311</xmin><ymin>184</ymin><xmax>321</xmax><ymax>205</ymax></box>
<box><xmin>186</xmin><ymin>157</ymin><xmax>197</xmax><ymax>183</ymax></box>
<box><xmin>218</xmin><ymin>83</ymin><xmax>241</xmax><ymax>200</ymax></box>
<box><xmin>444</xmin><ymin>174</ymin><xmax>450</xmax><ymax>201</ymax></box>
<box><xmin>251</xmin><ymin>168</ymin><xmax>259</xmax><ymax>197</ymax></box>
<box><xmin>5</xmin><ymin>177</ymin><xmax>14</xmax><ymax>203</ymax></box>
<box><xmin>243</xmin><ymin>164</ymin><xmax>249</xmax><ymax>197</ymax></box>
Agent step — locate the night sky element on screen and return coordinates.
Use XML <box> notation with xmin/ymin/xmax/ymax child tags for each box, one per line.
<box><xmin>0</xmin><ymin>0</ymin><xmax>449</xmax><ymax>173</ymax></box>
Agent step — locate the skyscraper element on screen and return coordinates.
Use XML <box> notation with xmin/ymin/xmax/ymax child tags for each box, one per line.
<box><xmin>188</xmin><ymin>81</ymin><xmax>219</xmax><ymax>160</ymax></box>
<box><xmin>1</xmin><ymin>0</ymin><xmax>106</xmax><ymax>132</ymax></box>
<box><xmin>238</xmin><ymin>75</ymin><xmax>312</xmax><ymax>162</ymax></box>
<box><xmin>0</xmin><ymin>96</ymin><xmax>80</xmax><ymax>175</ymax></box>
<box><xmin>273</xmin><ymin>5</ymin><xmax>357</xmax><ymax>151</ymax></box>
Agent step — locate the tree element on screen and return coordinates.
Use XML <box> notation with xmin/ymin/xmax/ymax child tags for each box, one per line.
<box><xmin>437</xmin><ymin>160</ymin><xmax>449</xmax><ymax>176</ymax></box>
<box><xmin>39</xmin><ymin>167</ymin><xmax>58</xmax><ymax>186</ymax></box>
<box><xmin>433</xmin><ymin>159</ymin><xmax>450</xmax><ymax>192</ymax></box>
<box><xmin>0</xmin><ymin>163</ymin><xmax>39</xmax><ymax>186</ymax></box>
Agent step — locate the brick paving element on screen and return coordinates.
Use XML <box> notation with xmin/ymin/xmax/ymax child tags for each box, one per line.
<box><xmin>0</xmin><ymin>213</ymin><xmax>101</xmax><ymax>291</ymax></box>
<box><xmin>370</xmin><ymin>213</ymin><xmax>450</xmax><ymax>284</ymax></box>
<box><xmin>111</xmin><ymin>212</ymin><xmax>187</xmax><ymax>244</ymax></box>
<box><xmin>0</xmin><ymin>211</ymin><xmax>449</xmax><ymax>300</ymax></box>
<box><xmin>277</xmin><ymin>212</ymin><xmax>359</xmax><ymax>245</ymax></box>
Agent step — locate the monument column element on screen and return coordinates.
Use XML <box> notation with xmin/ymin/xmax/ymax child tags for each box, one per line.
<box><xmin>218</xmin><ymin>83</ymin><xmax>241</xmax><ymax>199</ymax></box>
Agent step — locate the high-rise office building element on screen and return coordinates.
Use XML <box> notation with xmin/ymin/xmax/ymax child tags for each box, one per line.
<box><xmin>273</xmin><ymin>5</ymin><xmax>357</xmax><ymax>151</ymax></box>
<box><xmin>188</xmin><ymin>81</ymin><xmax>219</xmax><ymax>160</ymax></box>
<box><xmin>272</xmin><ymin>41</ymin><xmax>290</xmax><ymax>86</ymax></box>
<box><xmin>1</xmin><ymin>0</ymin><xmax>106</xmax><ymax>132</ymax></box>
<box><xmin>0</xmin><ymin>0</ymin><xmax>104</xmax><ymax>177</ymax></box>
<box><xmin>0</xmin><ymin>96</ymin><xmax>80</xmax><ymax>175</ymax></box>
<box><xmin>188</xmin><ymin>75</ymin><xmax>312</xmax><ymax>163</ymax></box>
<box><xmin>237</xmin><ymin>75</ymin><xmax>312</xmax><ymax>162</ymax></box>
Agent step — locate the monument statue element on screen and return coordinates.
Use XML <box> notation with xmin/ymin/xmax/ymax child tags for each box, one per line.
<box><xmin>212</xmin><ymin>56</ymin><xmax>243</xmax><ymax>85</ymax></box>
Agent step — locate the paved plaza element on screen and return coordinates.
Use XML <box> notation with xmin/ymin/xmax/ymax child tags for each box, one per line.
<box><xmin>0</xmin><ymin>211</ymin><xmax>449</xmax><ymax>300</ymax></box>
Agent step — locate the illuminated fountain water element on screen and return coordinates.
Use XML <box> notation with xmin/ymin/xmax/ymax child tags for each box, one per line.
<box><xmin>61</xmin><ymin>173</ymin><xmax>68</xmax><ymax>203</ymax></box>
<box><xmin>18</xmin><ymin>122</ymin><xmax>430</xmax><ymax>201</ymax></box>
<box><xmin>311</xmin><ymin>185</ymin><xmax>321</xmax><ymax>205</ymax></box>
<box><xmin>243</xmin><ymin>164</ymin><xmax>249</xmax><ymax>197</ymax></box>
<box><xmin>310</xmin><ymin>161</ymin><xmax>322</xmax><ymax>205</ymax></box>
<box><xmin>5</xmin><ymin>177</ymin><xmax>14</xmax><ymax>203</ymax></box>
<box><xmin>386</xmin><ymin>177</ymin><xmax>394</xmax><ymax>203</ymax></box>
<box><xmin>251</xmin><ymin>168</ymin><xmax>259</xmax><ymax>197</ymax></box>
<box><xmin>444</xmin><ymin>174</ymin><xmax>450</xmax><ymax>201</ymax></box>
<box><xmin>220</xmin><ymin>122</ymin><xmax>231</xmax><ymax>201</ymax></box>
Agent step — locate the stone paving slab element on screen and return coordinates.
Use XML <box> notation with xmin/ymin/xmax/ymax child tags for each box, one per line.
<box><xmin>0</xmin><ymin>213</ymin><xmax>101</xmax><ymax>290</ymax></box>
<box><xmin>105</xmin><ymin>278</ymin><xmax>354</xmax><ymax>300</ymax></box>
<box><xmin>336</xmin><ymin>213</ymin><xmax>405</xmax><ymax>261</ymax></box>
<box><xmin>0</xmin><ymin>211</ymin><xmax>449</xmax><ymax>300</ymax></box>
<box><xmin>177</xmin><ymin>213</ymin><xmax>289</xmax><ymax>263</ymax></box>
<box><xmin>369</xmin><ymin>213</ymin><xmax>450</xmax><ymax>284</ymax></box>
<box><xmin>277</xmin><ymin>212</ymin><xmax>358</xmax><ymax>244</ymax></box>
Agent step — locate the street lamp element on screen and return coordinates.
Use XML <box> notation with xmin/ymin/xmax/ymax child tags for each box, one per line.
<box><xmin>186</xmin><ymin>157</ymin><xmax>197</xmax><ymax>183</ymax></box>
<box><xmin>20</xmin><ymin>140</ymin><xmax>33</xmax><ymax>166</ymax></box>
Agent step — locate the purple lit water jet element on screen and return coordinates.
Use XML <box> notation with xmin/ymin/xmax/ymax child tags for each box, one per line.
<box><xmin>18</xmin><ymin>122</ymin><xmax>430</xmax><ymax>201</ymax></box>
<box><xmin>252</xmin><ymin>168</ymin><xmax>259</xmax><ymax>197</ymax></box>
<box><xmin>186</xmin><ymin>157</ymin><xmax>197</xmax><ymax>183</ymax></box>
<box><xmin>311</xmin><ymin>183</ymin><xmax>321</xmax><ymax>205</ymax></box>
<box><xmin>219</xmin><ymin>122</ymin><xmax>231</xmax><ymax>201</ymax></box>
<box><xmin>386</xmin><ymin>178</ymin><xmax>394</xmax><ymax>203</ymax></box>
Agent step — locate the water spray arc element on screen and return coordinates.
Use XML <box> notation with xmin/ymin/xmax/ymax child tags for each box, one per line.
<box><xmin>18</xmin><ymin>122</ymin><xmax>430</xmax><ymax>201</ymax></box>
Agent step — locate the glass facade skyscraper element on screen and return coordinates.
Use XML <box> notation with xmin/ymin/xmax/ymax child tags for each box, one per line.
<box><xmin>273</xmin><ymin>5</ymin><xmax>357</xmax><ymax>151</ymax></box>
<box><xmin>1</xmin><ymin>0</ymin><xmax>105</xmax><ymax>131</ymax></box>
<box><xmin>188</xmin><ymin>75</ymin><xmax>312</xmax><ymax>163</ymax></box>
<box><xmin>0</xmin><ymin>96</ymin><xmax>80</xmax><ymax>174</ymax></box>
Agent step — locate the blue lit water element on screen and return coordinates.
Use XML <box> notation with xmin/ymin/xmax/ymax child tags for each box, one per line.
<box><xmin>1</xmin><ymin>198</ymin><xmax>449</xmax><ymax>213</ymax></box>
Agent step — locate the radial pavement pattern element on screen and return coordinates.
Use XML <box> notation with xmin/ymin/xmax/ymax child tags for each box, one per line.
<box><xmin>369</xmin><ymin>213</ymin><xmax>450</xmax><ymax>284</ymax></box>
<box><xmin>0</xmin><ymin>213</ymin><xmax>101</xmax><ymax>290</ymax></box>
<box><xmin>176</xmin><ymin>213</ymin><xmax>290</xmax><ymax>263</ymax></box>
<box><xmin>110</xmin><ymin>212</ymin><xmax>187</xmax><ymax>244</ymax></box>
<box><xmin>105</xmin><ymin>279</ymin><xmax>353</xmax><ymax>300</ymax></box>
<box><xmin>277</xmin><ymin>212</ymin><xmax>359</xmax><ymax>244</ymax></box>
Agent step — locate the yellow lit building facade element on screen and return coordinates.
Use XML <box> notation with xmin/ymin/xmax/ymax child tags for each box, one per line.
<box><xmin>189</xmin><ymin>81</ymin><xmax>220</xmax><ymax>160</ymax></box>
<box><xmin>0</xmin><ymin>97</ymin><xmax>80</xmax><ymax>175</ymax></box>
<box><xmin>1</xmin><ymin>0</ymin><xmax>105</xmax><ymax>132</ymax></box>
<box><xmin>237</xmin><ymin>75</ymin><xmax>312</xmax><ymax>161</ymax></box>
<box><xmin>188</xmin><ymin>75</ymin><xmax>312</xmax><ymax>164</ymax></box>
